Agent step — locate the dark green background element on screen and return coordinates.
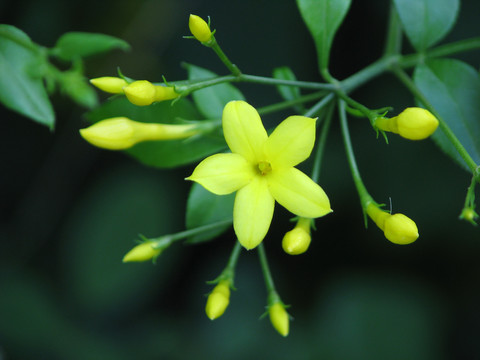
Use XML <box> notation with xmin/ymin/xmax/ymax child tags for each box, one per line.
<box><xmin>1</xmin><ymin>0</ymin><xmax>480</xmax><ymax>359</ymax></box>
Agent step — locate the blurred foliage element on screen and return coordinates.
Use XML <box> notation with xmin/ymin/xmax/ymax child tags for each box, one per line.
<box><xmin>2</xmin><ymin>0</ymin><xmax>480</xmax><ymax>359</ymax></box>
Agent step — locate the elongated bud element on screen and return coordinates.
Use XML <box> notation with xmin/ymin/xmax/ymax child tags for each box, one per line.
<box><xmin>80</xmin><ymin>117</ymin><xmax>198</xmax><ymax>150</ymax></box>
<box><xmin>205</xmin><ymin>280</ymin><xmax>231</xmax><ymax>320</ymax></box>
<box><xmin>189</xmin><ymin>14</ymin><xmax>212</xmax><ymax>43</ymax></box>
<box><xmin>123</xmin><ymin>80</ymin><xmax>179</xmax><ymax>106</ymax></box>
<box><xmin>269</xmin><ymin>302</ymin><xmax>289</xmax><ymax>337</ymax></box>
<box><xmin>123</xmin><ymin>242</ymin><xmax>161</xmax><ymax>263</ymax></box>
<box><xmin>282</xmin><ymin>218</ymin><xmax>311</xmax><ymax>255</ymax></box>
<box><xmin>90</xmin><ymin>77</ymin><xmax>128</xmax><ymax>94</ymax></box>
<box><xmin>366</xmin><ymin>203</ymin><xmax>418</xmax><ymax>245</ymax></box>
<box><xmin>375</xmin><ymin>107</ymin><xmax>439</xmax><ymax>140</ymax></box>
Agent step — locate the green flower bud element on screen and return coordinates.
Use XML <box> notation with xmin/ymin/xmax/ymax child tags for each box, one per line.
<box><xmin>205</xmin><ymin>280</ymin><xmax>231</xmax><ymax>320</ymax></box>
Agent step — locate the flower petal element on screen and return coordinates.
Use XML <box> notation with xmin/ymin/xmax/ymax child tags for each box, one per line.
<box><xmin>265</xmin><ymin>116</ymin><xmax>316</xmax><ymax>168</ymax></box>
<box><xmin>233</xmin><ymin>176</ymin><xmax>275</xmax><ymax>250</ymax></box>
<box><xmin>186</xmin><ymin>153</ymin><xmax>255</xmax><ymax>195</ymax></box>
<box><xmin>268</xmin><ymin>167</ymin><xmax>332</xmax><ymax>218</ymax></box>
<box><xmin>222</xmin><ymin>101</ymin><xmax>268</xmax><ymax>163</ymax></box>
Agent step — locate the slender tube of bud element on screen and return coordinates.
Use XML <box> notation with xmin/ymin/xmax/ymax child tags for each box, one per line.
<box><xmin>80</xmin><ymin>117</ymin><xmax>198</xmax><ymax>150</ymax></box>
<box><xmin>123</xmin><ymin>80</ymin><xmax>179</xmax><ymax>106</ymax></box>
<box><xmin>90</xmin><ymin>77</ymin><xmax>128</xmax><ymax>94</ymax></box>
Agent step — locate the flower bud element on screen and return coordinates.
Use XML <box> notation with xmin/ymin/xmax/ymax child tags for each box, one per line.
<box><xmin>269</xmin><ymin>302</ymin><xmax>289</xmax><ymax>337</ymax></box>
<box><xmin>123</xmin><ymin>242</ymin><xmax>161</xmax><ymax>263</ymax></box>
<box><xmin>383</xmin><ymin>213</ymin><xmax>419</xmax><ymax>245</ymax></box>
<box><xmin>366</xmin><ymin>203</ymin><xmax>418</xmax><ymax>245</ymax></box>
<box><xmin>123</xmin><ymin>80</ymin><xmax>157</xmax><ymax>106</ymax></box>
<box><xmin>189</xmin><ymin>14</ymin><xmax>212</xmax><ymax>43</ymax></box>
<box><xmin>80</xmin><ymin>117</ymin><xmax>198</xmax><ymax>150</ymax></box>
<box><xmin>282</xmin><ymin>218</ymin><xmax>311</xmax><ymax>255</ymax></box>
<box><xmin>375</xmin><ymin>107</ymin><xmax>439</xmax><ymax>140</ymax></box>
<box><xmin>460</xmin><ymin>208</ymin><xmax>478</xmax><ymax>225</ymax></box>
<box><xmin>123</xmin><ymin>80</ymin><xmax>179</xmax><ymax>106</ymax></box>
<box><xmin>90</xmin><ymin>77</ymin><xmax>128</xmax><ymax>94</ymax></box>
<box><xmin>205</xmin><ymin>280</ymin><xmax>230</xmax><ymax>320</ymax></box>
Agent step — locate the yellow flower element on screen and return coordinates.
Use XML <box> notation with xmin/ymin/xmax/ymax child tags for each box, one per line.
<box><xmin>374</xmin><ymin>107</ymin><xmax>439</xmax><ymax>140</ymax></box>
<box><xmin>123</xmin><ymin>242</ymin><xmax>161</xmax><ymax>263</ymax></box>
<box><xmin>269</xmin><ymin>302</ymin><xmax>289</xmax><ymax>337</ymax></box>
<box><xmin>187</xmin><ymin>101</ymin><xmax>332</xmax><ymax>250</ymax></box>
<box><xmin>205</xmin><ymin>280</ymin><xmax>231</xmax><ymax>320</ymax></box>
<box><xmin>189</xmin><ymin>14</ymin><xmax>212</xmax><ymax>43</ymax></box>
<box><xmin>90</xmin><ymin>77</ymin><xmax>128</xmax><ymax>94</ymax></box>
<box><xmin>80</xmin><ymin>117</ymin><xmax>198</xmax><ymax>150</ymax></box>
<box><xmin>123</xmin><ymin>80</ymin><xmax>179</xmax><ymax>106</ymax></box>
<box><xmin>366</xmin><ymin>203</ymin><xmax>419</xmax><ymax>244</ymax></box>
<box><xmin>282</xmin><ymin>217</ymin><xmax>312</xmax><ymax>255</ymax></box>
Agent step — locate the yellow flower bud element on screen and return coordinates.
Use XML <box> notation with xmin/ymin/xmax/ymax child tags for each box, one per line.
<box><xmin>189</xmin><ymin>14</ymin><xmax>213</xmax><ymax>43</ymax></box>
<box><xmin>90</xmin><ymin>77</ymin><xmax>128</xmax><ymax>94</ymax></box>
<box><xmin>123</xmin><ymin>80</ymin><xmax>157</xmax><ymax>106</ymax></box>
<box><xmin>269</xmin><ymin>302</ymin><xmax>289</xmax><ymax>337</ymax></box>
<box><xmin>366</xmin><ymin>203</ymin><xmax>418</xmax><ymax>245</ymax></box>
<box><xmin>282</xmin><ymin>218</ymin><xmax>311</xmax><ymax>255</ymax></box>
<box><xmin>205</xmin><ymin>280</ymin><xmax>230</xmax><ymax>320</ymax></box>
<box><xmin>123</xmin><ymin>80</ymin><xmax>179</xmax><ymax>106</ymax></box>
<box><xmin>80</xmin><ymin>117</ymin><xmax>198</xmax><ymax>150</ymax></box>
<box><xmin>122</xmin><ymin>242</ymin><xmax>161</xmax><ymax>263</ymax></box>
<box><xmin>383</xmin><ymin>214</ymin><xmax>419</xmax><ymax>245</ymax></box>
<box><xmin>375</xmin><ymin>107</ymin><xmax>439</xmax><ymax>140</ymax></box>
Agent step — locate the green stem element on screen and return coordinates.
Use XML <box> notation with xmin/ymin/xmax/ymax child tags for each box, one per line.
<box><xmin>174</xmin><ymin>75</ymin><xmax>236</xmax><ymax>95</ymax></box>
<box><xmin>257</xmin><ymin>91</ymin><xmax>327</xmax><ymax>116</ymax></box>
<box><xmin>239</xmin><ymin>74</ymin><xmax>334</xmax><ymax>90</ymax></box>
<box><xmin>216</xmin><ymin>241</ymin><xmax>243</xmax><ymax>284</ymax></box>
<box><xmin>383</xmin><ymin>3</ymin><xmax>402</xmax><ymax>56</ymax></box>
<box><xmin>257</xmin><ymin>243</ymin><xmax>280</xmax><ymax>304</ymax></box>
<box><xmin>391</xmin><ymin>66</ymin><xmax>478</xmax><ymax>173</ymax></box>
<box><xmin>399</xmin><ymin>37</ymin><xmax>480</xmax><ymax>68</ymax></box>
<box><xmin>210</xmin><ymin>36</ymin><xmax>242</xmax><ymax>76</ymax></box>
<box><xmin>311</xmin><ymin>103</ymin><xmax>334</xmax><ymax>183</ymax></box>
<box><xmin>303</xmin><ymin>93</ymin><xmax>335</xmax><ymax>118</ymax></box>
<box><xmin>150</xmin><ymin>219</ymin><xmax>232</xmax><ymax>245</ymax></box>
<box><xmin>338</xmin><ymin>99</ymin><xmax>372</xmax><ymax>208</ymax></box>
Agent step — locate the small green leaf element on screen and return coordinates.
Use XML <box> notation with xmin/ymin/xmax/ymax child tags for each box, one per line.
<box><xmin>185</xmin><ymin>63</ymin><xmax>245</xmax><ymax>119</ymax></box>
<box><xmin>413</xmin><ymin>59</ymin><xmax>480</xmax><ymax>171</ymax></box>
<box><xmin>0</xmin><ymin>25</ymin><xmax>54</xmax><ymax>128</ymax></box>
<box><xmin>185</xmin><ymin>183</ymin><xmax>234</xmax><ymax>244</ymax></box>
<box><xmin>273</xmin><ymin>66</ymin><xmax>301</xmax><ymax>101</ymax></box>
<box><xmin>296</xmin><ymin>0</ymin><xmax>352</xmax><ymax>70</ymax></box>
<box><xmin>393</xmin><ymin>0</ymin><xmax>459</xmax><ymax>51</ymax></box>
<box><xmin>52</xmin><ymin>32</ymin><xmax>130</xmax><ymax>61</ymax></box>
<box><xmin>86</xmin><ymin>97</ymin><xmax>227</xmax><ymax>168</ymax></box>
<box><xmin>60</xmin><ymin>70</ymin><xmax>98</xmax><ymax>109</ymax></box>
<box><xmin>273</xmin><ymin>66</ymin><xmax>305</xmax><ymax>113</ymax></box>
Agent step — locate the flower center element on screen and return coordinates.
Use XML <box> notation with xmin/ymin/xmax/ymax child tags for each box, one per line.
<box><xmin>257</xmin><ymin>161</ymin><xmax>272</xmax><ymax>175</ymax></box>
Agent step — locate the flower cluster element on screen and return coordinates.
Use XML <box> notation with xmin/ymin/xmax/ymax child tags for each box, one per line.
<box><xmin>78</xmin><ymin>13</ymin><xmax>450</xmax><ymax>337</ymax></box>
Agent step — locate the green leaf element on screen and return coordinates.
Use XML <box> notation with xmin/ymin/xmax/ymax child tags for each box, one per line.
<box><xmin>185</xmin><ymin>63</ymin><xmax>245</xmax><ymax>119</ymax></box>
<box><xmin>0</xmin><ymin>25</ymin><xmax>54</xmax><ymax>128</ymax></box>
<box><xmin>86</xmin><ymin>97</ymin><xmax>227</xmax><ymax>168</ymax></box>
<box><xmin>413</xmin><ymin>59</ymin><xmax>480</xmax><ymax>171</ymax></box>
<box><xmin>273</xmin><ymin>66</ymin><xmax>301</xmax><ymax>101</ymax></box>
<box><xmin>393</xmin><ymin>0</ymin><xmax>459</xmax><ymax>51</ymax></box>
<box><xmin>185</xmin><ymin>183</ymin><xmax>234</xmax><ymax>244</ymax></box>
<box><xmin>52</xmin><ymin>32</ymin><xmax>130</xmax><ymax>61</ymax></box>
<box><xmin>60</xmin><ymin>70</ymin><xmax>98</xmax><ymax>109</ymax></box>
<box><xmin>296</xmin><ymin>0</ymin><xmax>352</xmax><ymax>70</ymax></box>
<box><xmin>272</xmin><ymin>66</ymin><xmax>305</xmax><ymax>113</ymax></box>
